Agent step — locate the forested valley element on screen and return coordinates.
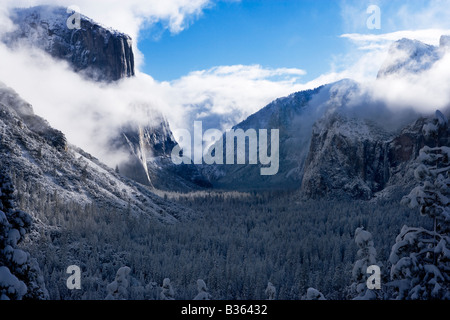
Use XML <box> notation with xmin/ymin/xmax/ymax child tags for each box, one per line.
<box><xmin>13</xmin><ymin>178</ymin><xmax>425</xmax><ymax>300</ymax></box>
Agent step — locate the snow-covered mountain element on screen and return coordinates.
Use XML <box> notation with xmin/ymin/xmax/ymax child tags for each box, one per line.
<box><xmin>205</xmin><ymin>36</ymin><xmax>450</xmax><ymax>199</ymax></box>
<box><xmin>301</xmin><ymin>37</ymin><xmax>450</xmax><ymax>199</ymax></box>
<box><xmin>377</xmin><ymin>36</ymin><xmax>449</xmax><ymax>78</ymax></box>
<box><xmin>0</xmin><ymin>83</ymin><xmax>191</xmax><ymax>224</ymax></box>
<box><xmin>201</xmin><ymin>81</ymin><xmax>349</xmax><ymax>190</ymax></box>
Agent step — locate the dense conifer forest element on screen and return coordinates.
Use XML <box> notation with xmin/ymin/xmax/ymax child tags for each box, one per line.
<box><xmin>13</xmin><ymin>178</ymin><xmax>427</xmax><ymax>300</ymax></box>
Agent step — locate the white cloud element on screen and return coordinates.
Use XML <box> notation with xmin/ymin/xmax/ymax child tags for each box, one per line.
<box><xmin>0</xmin><ymin>40</ymin><xmax>194</xmax><ymax>168</ymax></box>
<box><xmin>165</xmin><ymin>65</ymin><xmax>307</xmax><ymax>133</ymax></box>
<box><xmin>328</xmin><ymin>28</ymin><xmax>450</xmax><ymax>83</ymax></box>
<box><xmin>3</xmin><ymin>0</ymin><xmax>211</xmax><ymax>40</ymax></box>
<box><xmin>363</xmin><ymin>49</ymin><xmax>450</xmax><ymax>113</ymax></box>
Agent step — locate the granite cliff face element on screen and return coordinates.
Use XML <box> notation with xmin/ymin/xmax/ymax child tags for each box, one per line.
<box><xmin>5</xmin><ymin>5</ymin><xmax>134</xmax><ymax>82</ymax></box>
<box><xmin>301</xmin><ymin>114</ymin><xmax>391</xmax><ymax>199</ymax></box>
<box><xmin>300</xmin><ymin>112</ymin><xmax>439</xmax><ymax>200</ymax></box>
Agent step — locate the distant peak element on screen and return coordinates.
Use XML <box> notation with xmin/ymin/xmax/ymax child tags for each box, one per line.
<box><xmin>377</xmin><ymin>36</ymin><xmax>441</xmax><ymax>79</ymax></box>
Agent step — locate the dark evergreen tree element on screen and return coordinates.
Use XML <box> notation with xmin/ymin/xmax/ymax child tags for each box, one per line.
<box><xmin>0</xmin><ymin>169</ymin><xmax>48</xmax><ymax>300</ymax></box>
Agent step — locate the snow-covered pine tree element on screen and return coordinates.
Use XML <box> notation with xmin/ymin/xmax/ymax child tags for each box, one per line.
<box><xmin>160</xmin><ymin>278</ymin><xmax>175</xmax><ymax>300</ymax></box>
<box><xmin>302</xmin><ymin>287</ymin><xmax>326</xmax><ymax>300</ymax></box>
<box><xmin>390</xmin><ymin>110</ymin><xmax>449</xmax><ymax>300</ymax></box>
<box><xmin>105</xmin><ymin>266</ymin><xmax>131</xmax><ymax>300</ymax></box>
<box><xmin>193</xmin><ymin>279</ymin><xmax>212</xmax><ymax>300</ymax></box>
<box><xmin>350</xmin><ymin>227</ymin><xmax>381</xmax><ymax>300</ymax></box>
<box><xmin>0</xmin><ymin>169</ymin><xmax>48</xmax><ymax>300</ymax></box>
<box><xmin>265</xmin><ymin>281</ymin><xmax>276</xmax><ymax>300</ymax></box>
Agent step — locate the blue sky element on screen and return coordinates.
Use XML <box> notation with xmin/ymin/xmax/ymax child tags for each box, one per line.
<box><xmin>139</xmin><ymin>0</ymin><xmax>347</xmax><ymax>82</ymax></box>
<box><xmin>134</xmin><ymin>0</ymin><xmax>450</xmax><ymax>83</ymax></box>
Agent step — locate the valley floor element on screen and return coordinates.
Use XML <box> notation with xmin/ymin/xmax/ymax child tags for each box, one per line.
<box><xmin>22</xmin><ymin>189</ymin><xmax>425</xmax><ymax>300</ymax></box>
